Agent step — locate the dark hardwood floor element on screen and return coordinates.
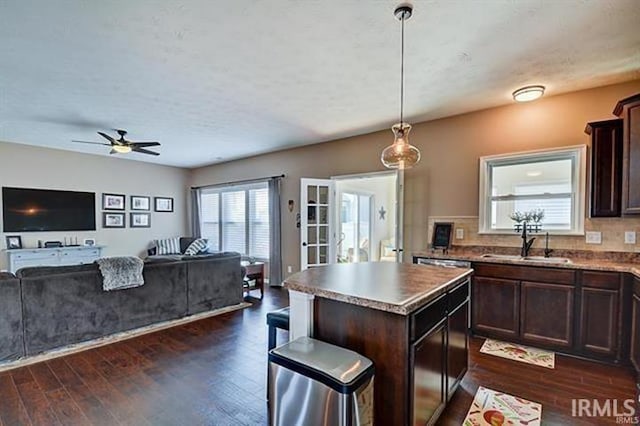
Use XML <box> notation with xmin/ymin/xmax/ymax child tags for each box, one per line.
<box><xmin>0</xmin><ymin>286</ymin><xmax>634</xmax><ymax>425</ymax></box>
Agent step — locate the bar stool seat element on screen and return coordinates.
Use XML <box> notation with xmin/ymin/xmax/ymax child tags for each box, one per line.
<box><xmin>266</xmin><ymin>307</ymin><xmax>290</xmax><ymax>351</ymax></box>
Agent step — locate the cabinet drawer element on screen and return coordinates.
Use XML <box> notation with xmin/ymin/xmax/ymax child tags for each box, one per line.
<box><xmin>473</xmin><ymin>263</ymin><xmax>575</xmax><ymax>285</ymax></box>
<box><xmin>411</xmin><ymin>294</ymin><xmax>447</xmax><ymax>342</ymax></box>
<box><xmin>448</xmin><ymin>280</ymin><xmax>469</xmax><ymax>312</ymax></box>
<box><xmin>13</xmin><ymin>251</ymin><xmax>58</xmax><ymax>261</ymax></box>
<box><xmin>581</xmin><ymin>271</ymin><xmax>621</xmax><ymax>290</ymax></box>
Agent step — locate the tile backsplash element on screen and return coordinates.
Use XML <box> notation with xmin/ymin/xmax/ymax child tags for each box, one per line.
<box><xmin>428</xmin><ymin>216</ymin><xmax>640</xmax><ymax>253</ymax></box>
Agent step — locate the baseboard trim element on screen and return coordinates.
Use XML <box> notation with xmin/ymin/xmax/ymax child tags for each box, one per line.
<box><xmin>0</xmin><ymin>302</ymin><xmax>251</xmax><ymax>373</ymax></box>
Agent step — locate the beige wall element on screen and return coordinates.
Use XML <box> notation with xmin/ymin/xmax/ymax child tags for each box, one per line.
<box><xmin>0</xmin><ymin>141</ymin><xmax>190</xmax><ymax>270</ymax></box>
<box><xmin>191</xmin><ymin>79</ymin><xmax>640</xmax><ymax>276</ymax></box>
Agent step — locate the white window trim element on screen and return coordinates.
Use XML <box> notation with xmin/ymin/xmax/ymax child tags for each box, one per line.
<box><xmin>478</xmin><ymin>145</ymin><xmax>587</xmax><ymax>236</ymax></box>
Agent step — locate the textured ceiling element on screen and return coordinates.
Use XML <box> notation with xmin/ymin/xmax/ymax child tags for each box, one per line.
<box><xmin>0</xmin><ymin>0</ymin><xmax>639</xmax><ymax>168</ymax></box>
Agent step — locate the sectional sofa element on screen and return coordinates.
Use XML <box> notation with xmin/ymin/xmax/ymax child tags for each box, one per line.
<box><xmin>0</xmin><ymin>252</ymin><xmax>243</xmax><ymax>363</ymax></box>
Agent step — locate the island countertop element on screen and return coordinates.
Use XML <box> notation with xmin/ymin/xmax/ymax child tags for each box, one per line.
<box><xmin>284</xmin><ymin>262</ymin><xmax>472</xmax><ymax>315</ymax></box>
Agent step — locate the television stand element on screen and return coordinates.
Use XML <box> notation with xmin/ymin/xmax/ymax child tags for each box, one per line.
<box><xmin>3</xmin><ymin>246</ymin><xmax>105</xmax><ymax>274</ymax></box>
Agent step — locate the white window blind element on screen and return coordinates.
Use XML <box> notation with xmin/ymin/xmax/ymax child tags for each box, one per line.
<box><xmin>199</xmin><ymin>182</ymin><xmax>270</xmax><ymax>259</ymax></box>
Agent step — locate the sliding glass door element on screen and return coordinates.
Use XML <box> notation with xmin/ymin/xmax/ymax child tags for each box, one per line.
<box><xmin>338</xmin><ymin>192</ymin><xmax>372</xmax><ymax>263</ymax></box>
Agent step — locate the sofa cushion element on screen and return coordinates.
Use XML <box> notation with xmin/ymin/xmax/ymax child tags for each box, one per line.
<box><xmin>155</xmin><ymin>237</ymin><xmax>181</xmax><ymax>255</ymax></box>
<box><xmin>17</xmin><ymin>263</ymin><xmax>99</xmax><ymax>278</ymax></box>
<box><xmin>184</xmin><ymin>238</ymin><xmax>208</xmax><ymax>256</ymax></box>
<box><xmin>0</xmin><ymin>272</ymin><xmax>17</xmax><ymax>280</ymax></box>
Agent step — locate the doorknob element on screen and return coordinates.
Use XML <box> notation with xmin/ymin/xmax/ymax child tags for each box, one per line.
<box><xmin>302</xmin><ymin>242</ymin><xmax>307</xmax><ymax>247</ymax></box>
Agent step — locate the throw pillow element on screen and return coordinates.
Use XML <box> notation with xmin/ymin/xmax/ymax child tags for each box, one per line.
<box><xmin>155</xmin><ymin>237</ymin><xmax>181</xmax><ymax>255</ymax></box>
<box><xmin>184</xmin><ymin>238</ymin><xmax>208</xmax><ymax>256</ymax></box>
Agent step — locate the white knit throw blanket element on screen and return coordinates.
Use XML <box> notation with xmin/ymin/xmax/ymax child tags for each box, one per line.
<box><xmin>95</xmin><ymin>257</ymin><xmax>144</xmax><ymax>291</ymax></box>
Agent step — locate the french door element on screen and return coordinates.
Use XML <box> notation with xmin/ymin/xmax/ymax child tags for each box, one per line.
<box><xmin>300</xmin><ymin>179</ymin><xmax>335</xmax><ymax>270</ymax></box>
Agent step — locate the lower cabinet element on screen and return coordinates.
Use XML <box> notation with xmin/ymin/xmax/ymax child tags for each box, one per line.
<box><xmin>579</xmin><ymin>287</ymin><xmax>620</xmax><ymax>357</ymax></box>
<box><xmin>412</xmin><ymin>319</ymin><xmax>446</xmax><ymax>425</ymax></box>
<box><xmin>520</xmin><ymin>281</ymin><xmax>574</xmax><ymax>349</ymax></box>
<box><xmin>631</xmin><ymin>290</ymin><xmax>640</xmax><ymax>370</ymax></box>
<box><xmin>447</xmin><ymin>300</ymin><xmax>469</xmax><ymax>398</ymax></box>
<box><xmin>472</xmin><ymin>276</ymin><xmax>519</xmax><ymax>339</ymax></box>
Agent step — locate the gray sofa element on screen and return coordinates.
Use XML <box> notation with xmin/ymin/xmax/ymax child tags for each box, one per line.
<box><xmin>0</xmin><ymin>272</ymin><xmax>24</xmax><ymax>361</ymax></box>
<box><xmin>2</xmin><ymin>252</ymin><xmax>242</xmax><ymax>361</ymax></box>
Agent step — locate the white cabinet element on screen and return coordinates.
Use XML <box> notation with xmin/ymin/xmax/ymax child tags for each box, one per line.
<box><xmin>4</xmin><ymin>246</ymin><xmax>104</xmax><ymax>274</ymax></box>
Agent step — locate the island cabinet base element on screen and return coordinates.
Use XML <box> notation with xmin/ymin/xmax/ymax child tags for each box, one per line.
<box><xmin>313</xmin><ymin>278</ymin><xmax>470</xmax><ymax>426</ymax></box>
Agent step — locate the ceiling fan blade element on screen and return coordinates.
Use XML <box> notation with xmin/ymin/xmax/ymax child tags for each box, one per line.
<box><xmin>71</xmin><ymin>140</ymin><xmax>111</xmax><ymax>146</ymax></box>
<box><xmin>97</xmin><ymin>131</ymin><xmax>116</xmax><ymax>144</ymax></box>
<box><xmin>129</xmin><ymin>142</ymin><xmax>161</xmax><ymax>148</ymax></box>
<box><xmin>132</xmin><ymin>147</ymin><xmax>160</xmax><ymax>156</ymax></box>
<box><xmin>109</xmin><ymin>149</ymin><xmax>119</xmax><ymax>155</ymax></box>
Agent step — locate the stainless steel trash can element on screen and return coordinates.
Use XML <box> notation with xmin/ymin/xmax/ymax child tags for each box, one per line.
<box><xmin>268</xmin><ymin>336</ymin><xmax>374</xmax><ymax>426</ymax></box>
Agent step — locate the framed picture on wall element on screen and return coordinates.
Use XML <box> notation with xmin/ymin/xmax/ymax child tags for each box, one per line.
<box><xmin>103</xmin><ymin>212</ymin><xmax>125</xmax><ymax>228</ymax></box>
<box><xmin>130</xmin><ymin>213</ymin><xmax>151</xmax><ymax>228</ymax></box>
<box><xmin>431</xmin><ymin>222</ymin><xmax>454</xmax><ymax>250</ymax></box>
<box><xmin>131</xmin><ymin>195</ymin><xmax>151</xmax><ymax>211</ymax></box>
<box><xmin>154</xmin><ymin>197</ymin><xmax>174</xmax><ymax>212</ymax></box>
<box><xmin>102</xmin><ymin>193</ymin><xmax>126</xmax><ymax>211</ymax></box>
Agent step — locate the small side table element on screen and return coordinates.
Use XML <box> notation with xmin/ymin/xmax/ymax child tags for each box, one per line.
<box><xmin>242</xmin><ymin>261</ymin><xmax>264</xmax><ymax>300</ymax></box>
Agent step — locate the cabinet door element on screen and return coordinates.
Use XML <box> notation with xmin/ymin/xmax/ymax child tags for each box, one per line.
<box><xmin>412</xmin><ymin>320</ymin><xmax>446</xmax><ymax>426</ymax></box>
<box><xmin>579</xmin><ymin>287</ymin><xmax>619</xmax><ymax>358</ymax></box>
<box><xmin>472</xmin><ymin>277</ymin><xmax>519</xmax><ymax>339</ymax></box>
<box><xmin>621</xmin><ymin>98</ymin><xmax>640</xmax><ymax>214</ymax></box>
<box><xmin>520</xmin><ymin>281</ymin><xmax>574</xmax><ymax>349</ymax></box>
<box><xmin>447</xmin><ymin>300</ymin><xmax>468</xmax><ymax>400</ymax></box>
<box><xmin>587</xmin><ymin>119</ymin><xmax>623</xmax><ymax>217</ymax></box>
<box><xmin>631</xmin><ymin>294</ymin><xmax>640</xmax><ymax>371</ymax></box>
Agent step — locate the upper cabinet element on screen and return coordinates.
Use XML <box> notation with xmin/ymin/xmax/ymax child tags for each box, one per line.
<box><xmin>613</xmin><ymin>94</ymin><xmax>640</xmax><ymax>215</ymax></box>
<box><xmin>585</xmin><ymin>119</ymin><xmax>623</xmax><ymax>217</ymax></box>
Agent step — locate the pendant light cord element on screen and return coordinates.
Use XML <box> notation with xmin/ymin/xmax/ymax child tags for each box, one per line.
<box><xmin>400</xmin><ymin>15</ymin><xmax>405</xmax><ymax>125</ymax></box>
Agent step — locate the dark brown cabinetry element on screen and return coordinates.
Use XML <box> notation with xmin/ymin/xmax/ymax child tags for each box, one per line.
<box><xmin>472</xmin><ymin>276</ymin><xmax>519</xmax><ymax>339</ymax></box>
<box><xmin>412</xmin><ymin>319</ymin><xmax>446</xmax><ymax>425</ymax></box>
<box><xmin>613</xmin><ymin>93</ymin><xmax>640</xmax><ymax>215</ymax></box>
<box><xmin>520</xmin><ymin>281</ymin><xmax>574</xmax><ymax>349</ymax></box>
<box><xmin>585</xmin><ymin>119</ymin><xmax>623</xmax><ymax>217</ymax></box>
<box><xmin>631</xmin><ymin>279</ymin><xmax>640</xmax><ymax>371</ymax></box>
<box><xmin>471</xmin><ymin>262</ymin><xmax>624</xmax><ymax>362</ymax></box>
<box><xmin>578</xmin><ymin>271</ymin><xmax>621</xmax><ymax>358</ymax></box>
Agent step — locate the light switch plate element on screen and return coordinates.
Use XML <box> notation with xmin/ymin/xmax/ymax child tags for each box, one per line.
<box><xmin>455</xmin><ymin>228</ymin><xmax>464</xmax><ymax>240</ymax></box>
<box><xmin>625</xmin><ymin>231</ymin><xmax>637</xmax><ymax>244</ymax></box>
<box><xmin>586</xmin><ymin>231</ymin><xmax>602</xmax><ymax>244</ymax></box>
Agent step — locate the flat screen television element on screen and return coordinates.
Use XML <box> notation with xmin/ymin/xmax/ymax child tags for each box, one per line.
<box><xmin>2</xmin><ymin>187</ymin><xmax>96</xmax><ymax>232</ymax></box>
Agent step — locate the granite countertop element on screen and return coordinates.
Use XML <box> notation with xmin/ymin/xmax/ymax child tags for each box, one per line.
<box><xmin>284</xmin><ymin>262</ymin><xmax>472</xmax><ymax>315</ymax></box>
<box><xmin>413</xmin><ymin>246</ymin><xmax>640</xmax><ymax>279</ymax></box>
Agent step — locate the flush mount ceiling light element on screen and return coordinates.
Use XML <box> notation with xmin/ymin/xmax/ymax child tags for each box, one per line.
<box><xmin>513</xmin><ymin>85</ymin><xmax>545</xmax><ymax>102</ymax></box>
<box><xmin>381</xmin><ymin>4</ymin><xmax>421</xmax><ymax>170</ymax></box>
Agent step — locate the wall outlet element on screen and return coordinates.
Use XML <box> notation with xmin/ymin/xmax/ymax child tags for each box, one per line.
<box><xmin>625</xmin><ymin>231</ymin><xmax>637</xmax><ymax>244</ymax></box>
<box><xmin>585</xmin><ymin>231</ymin><xmax>602</xmax><ymax>244</ymax></box>
<box><xmin>455</xmin><ymin>228</ymin><xmax>464</xmax><ymax>240</ymax></box>
<box><xmin>287</xmin><ymin>265</ymin><xmax>293</xmax><ymax>274</ymax></box>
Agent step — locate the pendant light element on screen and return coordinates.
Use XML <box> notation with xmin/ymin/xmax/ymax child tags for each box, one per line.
<box><xmin>381</xmin><ymin>4</ymin><xmax>421</xmax><ymax>170</ymax></box>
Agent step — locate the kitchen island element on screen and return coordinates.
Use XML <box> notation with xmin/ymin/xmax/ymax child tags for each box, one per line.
<box><xmin>284</xmin><ymin>262</ymin><xmax>472</xmax><ymax>425</ymax></box>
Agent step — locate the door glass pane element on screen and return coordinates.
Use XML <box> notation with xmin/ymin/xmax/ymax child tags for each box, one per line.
<box><xmin>339</xmin><ymin>193</ymin><xmax>357</xmax><ymax>262</ymax></box>
<box><xmin>308</xmin><ymin>226</ymin><xmax>317</xmax><ymax>244</ymax></box>
<box><xmin>308</xmin><ymin>186</ymin><xmax>317</xmax><ymax>204</ymax></box>
<box><xmin>319</xmin><ymin>206</ymin><xmax>328</xmax><ymax>225</ymax></box>
<box><xmin>308</xmin><ymin>246</ymin><xmax>317</xmax><ymax>265</ymax></box>
<box><xmin>307</xmin><ymin>206</ymin><xmax>317</xmax><ymax>224</ymax></box>
<box><xmin>319</xmin><ymin>246</ymin><xmax>327</xmax><ymax>264</ymax></box>
<box><xmin>318</xmin><ymin>226</ymin><xmax>328</xmax><ymax>244</ymax></box>
<box><xmin>358</xmin><ymin>195</ymin><xmax>371</xmax><ymax>261</ymax></box>
<box><xmin>319</xmin><ymin>186</ymin><xmax>329</xmax><ymax>204</ymax></box>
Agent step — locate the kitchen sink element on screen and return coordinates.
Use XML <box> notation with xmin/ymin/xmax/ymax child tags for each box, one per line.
<box><xmin>481</xmin><ymin>254</ymin><xmax>572</xmax><ymax>264</ymax></box>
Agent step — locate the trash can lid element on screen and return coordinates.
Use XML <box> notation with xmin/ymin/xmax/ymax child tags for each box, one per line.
<box><xmin>270</xmin><ymin>337</ymin><xmax>373</xmax><ymax>387</ymax></box>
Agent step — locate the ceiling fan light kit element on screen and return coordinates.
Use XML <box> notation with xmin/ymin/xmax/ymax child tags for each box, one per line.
<box><xmin>381</xmin><ymin>3</ymin><xmax>421</xmax><ymax>170</ymax></box>
<box><xmin>72</xmin><ymin>129</ymin><xmax>161</xmax><ymax>156</ymax></box>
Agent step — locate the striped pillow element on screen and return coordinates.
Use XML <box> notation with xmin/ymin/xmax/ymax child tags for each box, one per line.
<box><xmin>155</xmin><ymin>238</ymin><xmax>181</xmax><ymax>255</ymax></box>
<box><xmin>184</xmin><ymin>238</ymin><xmax>208</xmax><ymax>256</ymax></box>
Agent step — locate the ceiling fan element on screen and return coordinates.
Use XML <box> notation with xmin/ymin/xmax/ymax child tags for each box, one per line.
<box><xmin>72</xmin><ymin>130</ymin><xmax>161</xmax><ymax>156</ymax></box>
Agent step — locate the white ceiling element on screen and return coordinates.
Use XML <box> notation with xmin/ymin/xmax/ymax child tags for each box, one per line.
<box><xmin>1</xmin><ymin>0</ymin><xmax>639</xmax><ymax>168</ymax></box>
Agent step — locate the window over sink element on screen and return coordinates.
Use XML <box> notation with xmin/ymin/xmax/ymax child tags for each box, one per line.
<box><xmin>479</xmin><ymin>146</ymin><xmax>586</xmax><ymax>235</ymax></box>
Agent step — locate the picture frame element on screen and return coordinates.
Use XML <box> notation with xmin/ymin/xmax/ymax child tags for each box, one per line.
<box><xmin>431</xmin><ymin>222</ymin><xmax>454</xmax><ymax>250</ymax></box>
<box><xmin>83</xmin><ymin>238</ymin><xmax>96</xmax><ymax>247</ymax></box>
<box><xmin>102</xmin><ymin>193</ymin><xmax>126</xmax><ymax>211</ymax></box>
<box><xmin>130</xmin><ymin>213</ymin><xmax>151</xmax><ymax>228</ymax></box>
<box><xmin>5</xmin><ymin>235</ymin><xmax>22</xmax><ymax>250</ymax></box>
<box><xmin>130</xmin><ymin>195</ymin><xmax>151</xmax><ymax>211</ymax></box>
<box><xmin>103</xmin><ymin>212</ymin><xmax>126</xmax><ymax>228</ymax></box>
<box><xmin>154</xmin><ymin>197</ymin><xmax>174</xmax><ymax>212</ymax></box>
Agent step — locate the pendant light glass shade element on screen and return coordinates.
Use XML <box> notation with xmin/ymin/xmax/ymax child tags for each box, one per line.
<box><xmin>381</xmin><ymin>122</ymin><xmax>420</xmax><ymax>169</ymax></box>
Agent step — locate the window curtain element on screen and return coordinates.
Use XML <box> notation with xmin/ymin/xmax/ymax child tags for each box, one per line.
<box><xmin>268</xmin><ymin>177</ymin><xmax>283</xmax><ymax>286</ymax></box>
<box><xmin>191</xmin><ymin>187</ymin><xmax>202</xmax><ymax>237</ymax></box>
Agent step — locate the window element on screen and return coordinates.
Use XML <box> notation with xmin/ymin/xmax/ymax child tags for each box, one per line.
<box><xmin>200</xmin><ymin>182</ymin><xmax>270</xmax><ymax>259</ymax></box>
<box><xmin>479</xmin><ymin>146</ymin><xmax>586</xmax><ymax>235</ymax></box>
